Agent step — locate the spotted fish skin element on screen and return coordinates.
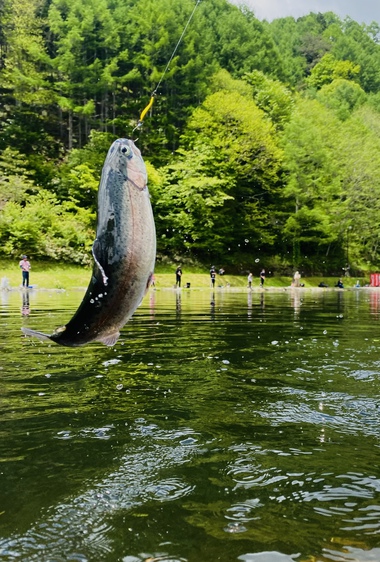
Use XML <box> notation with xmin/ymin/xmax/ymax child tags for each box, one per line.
<box><xmin>22</xmin><ymin>139</ymin><xmax>156</xmax><ymax>347</ymax></box>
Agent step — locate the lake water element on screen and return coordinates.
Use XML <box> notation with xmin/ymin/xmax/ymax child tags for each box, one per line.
<box><xmin>1</xmin><ymin>287</ymin><xmax>380</xmax><ymax>562</ymax></box>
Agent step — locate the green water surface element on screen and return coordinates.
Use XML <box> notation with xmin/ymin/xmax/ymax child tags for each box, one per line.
<box><xmin>0</xmin><ymin>287</ymin><xmax>380</xmax><ymax>562</ymax></box>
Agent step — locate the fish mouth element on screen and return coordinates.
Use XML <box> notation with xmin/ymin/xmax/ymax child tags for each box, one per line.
<box><xmin>107</xmin><ymin>139</ymin><xmax>147</xmax><ymax>191</ymax></box>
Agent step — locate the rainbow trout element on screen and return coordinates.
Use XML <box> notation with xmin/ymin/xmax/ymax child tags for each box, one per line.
<box><xmin>22</xmin><ymin>138</ymin><xmax>156</xmax><ymax>347</ymax></box>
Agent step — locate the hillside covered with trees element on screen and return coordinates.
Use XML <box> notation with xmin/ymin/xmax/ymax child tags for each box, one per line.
<box><xmin>1</xmin><ymin>0</ymin><xmax>380</xmax><ymax>274</ymax></box>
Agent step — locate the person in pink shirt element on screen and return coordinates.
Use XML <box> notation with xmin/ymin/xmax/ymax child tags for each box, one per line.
<box><xmin>19</xmin><ymin>255</ymin><xmax>31</xmax><ymax>287</ymax></box>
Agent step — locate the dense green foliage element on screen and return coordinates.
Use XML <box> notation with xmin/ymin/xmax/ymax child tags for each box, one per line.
<box><xmin>1</xmin><ymin>0</ymin><xmax>380</xmax><ymax>273</ymax></box>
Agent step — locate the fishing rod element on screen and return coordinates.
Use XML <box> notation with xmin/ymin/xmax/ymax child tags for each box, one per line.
<box><xmin>133</xmin><ymin>0</ymin><xmax>202</xmax><ymax>132</ymax></box>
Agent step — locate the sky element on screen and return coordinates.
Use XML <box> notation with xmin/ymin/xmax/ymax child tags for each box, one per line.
<box><xmin>229</xmin><ymin>0</ymin><xmax>380</xmax><ymax>25</ymax></box>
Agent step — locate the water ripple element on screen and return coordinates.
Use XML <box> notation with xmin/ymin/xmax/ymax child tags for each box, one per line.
<box><xmin>55</xmin><ymin>425</ymin><xmax>115</xmax><ymax>440</ymax></box>
<box><xmin>0</xmin><ymin>424</ymin><xmax>199</xmax><ymax>561</ymax></box>
<box><xmin>238</xmin><ymin>553</ymin><xmax>298</xmax><ymax>561</ymax></box>
<box><xmin>225</xmin><ymin>499</ymin><xmax>262</xmax><ymax>522</ymax></box>
<box><xmin>145</xmin><ymin>478</ymin><xmax>194</xmax><ymax>502</ymax></box>
<box><xmin>121</xmin><ymin>552</ymin><xmax>187</xmax><ymax>562</ymax></box>
<box><xmin>255</xmin><ymin>393</ymin><xmax>380</xmax><ymax>437</ymax></box>
<box><xmin>322</xmin><ymin>546</ymin><xmax>380</xmax><ymax>561</ymax></box>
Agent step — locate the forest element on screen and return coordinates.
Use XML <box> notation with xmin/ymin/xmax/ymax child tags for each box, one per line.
<box><xmin>1</xmin><ymin>0</ymin><xmax>380</xmax><ymax>275</ymax></box>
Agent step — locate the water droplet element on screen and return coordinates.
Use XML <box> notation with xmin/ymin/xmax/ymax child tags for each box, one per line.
<box><xmin>255</xmin><ymin>258</ymin><xmax>260</xmax><ymax>263</ymax></box>
<box><xmin>224</xmin><ymin>522</ymin><xmax>247</xmax><ymax>533</ymax></box>
<box><xmin>102</xmin><ymin>359</ymin><xmax>121</xmax><ymax>367</ymax></box>
<box><xmin>116</xmin><ymin>384</ymin><xmax>123</xmax><ymax>390</ymax></box>
<box><xmin>271</xmin><ymin>340</ymin><xmax>279</xmax><ymax>345</ymax></box>
<box><xmin>323</xmin><ymin>330</ymin><xmax>328</xmax><ymax>335</ymax></box>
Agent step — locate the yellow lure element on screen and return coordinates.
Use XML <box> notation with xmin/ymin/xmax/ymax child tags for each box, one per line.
<box><xmin>139</xmin><ymin>96</ymin><xmax>155</xmax><ymax>123</ymax></box>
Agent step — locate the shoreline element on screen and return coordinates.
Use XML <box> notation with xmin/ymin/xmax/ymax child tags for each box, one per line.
<box><xmin>1</xmin><ymin>285</ymin><xmax>377</xmax><ymax>293</ymax></box>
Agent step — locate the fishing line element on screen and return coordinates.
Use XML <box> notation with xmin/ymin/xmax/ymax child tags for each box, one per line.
<box><xmin>133</xmin><ymin>0</ymin><xmax>202</xmax><ymax>133</ymax></box>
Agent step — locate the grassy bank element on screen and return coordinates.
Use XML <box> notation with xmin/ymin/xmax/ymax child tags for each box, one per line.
<box><xmin>0</xmin><ymin>260</ymin><xmax>91</xmax><ymax>289</ymax></box>
<box><xmin>0</xmin><ymin>259</ymin><xmax>370</xmax><ymax>290</ymax></box>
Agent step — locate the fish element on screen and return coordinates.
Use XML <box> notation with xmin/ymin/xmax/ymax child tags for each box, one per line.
<box><xmin>22</xmin><ymin>138</ymin><xmax>156</xmax><ymax>347</ymax></box>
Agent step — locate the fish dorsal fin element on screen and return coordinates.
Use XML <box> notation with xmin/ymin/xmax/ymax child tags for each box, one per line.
<box><xmin>97</xmin><ymin>331</ymin><xmax>120</xmax><ymax>347</ymax></box>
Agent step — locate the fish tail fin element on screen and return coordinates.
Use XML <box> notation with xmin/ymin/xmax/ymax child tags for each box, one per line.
<box><xmin>22</xmin><ymin>327</ymin><xmax>52</xmax><ymax>342</ymax></box>
<box><xmin>97</xmin><ymin>331</ymin><xmax>120</xmax><ymax>347</ymax></box>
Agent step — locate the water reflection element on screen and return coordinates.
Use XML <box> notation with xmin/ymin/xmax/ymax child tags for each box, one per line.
<box><xmin>290</xmin><ymin>289</ymin><xmax>301</xmax><ymax>317</ymax></box>
<box><xmin>21</xmin><ymin>289</ymin><xmax>30</xmax><ymax>316</ymax></box>
<box><xmin>149</xmin><ymin>289</ymin><xmax>156</xmax><ymax>320</ymax></box>
<box><xmin>369</xmin><ymin>290</ymin><xmax>380</xmax><ymax>317</ymax></box>
<box><xmin>247</xmin><ymin>291</ymin><xmax>252</xmax><ymax>318</ymax></box>
<box><xmin>0</xmin><ymin>288</ymin><xmax>9</xmax><ymax>306</ymax></box>
<box><xmin>176</xmin><ymin>290</ymin><xmax>181</xmax><ymax>316</ymax></box>
<box><xmin>210</xmin><ymin>291</ymin><xmax>216</xmax><ymax>319</ymax></box>
<box><xmin>260</xmin><ymin>291</ymin><xmax>265</xmax><ymax>311</ymax></box>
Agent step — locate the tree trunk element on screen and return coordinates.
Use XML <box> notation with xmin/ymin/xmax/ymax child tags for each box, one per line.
<box><xmin>68</xmin><ymin>110</ymin><xmax>73</xmax><ymax>150</ymax></box>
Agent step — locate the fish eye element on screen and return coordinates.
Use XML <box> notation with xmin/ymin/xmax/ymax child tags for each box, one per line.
<box><xmin>121</xmin><ymin>145</ymin><xmax>132</xmax><ymax>158</ymax></box>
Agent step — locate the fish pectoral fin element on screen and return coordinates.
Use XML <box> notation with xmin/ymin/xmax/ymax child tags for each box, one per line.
<box><xmin>144</xmin><ymin>272</ymin><xmax>154</xmax><ymax>295</ymax></box>
<box><xmin>97</xmin><ymin>331</ymin><xmax>120</xmax><ymax>347</ymax></box>
<box><xmin>22</xmin><ymin>327</ymin><xmax>51</xmax><ymax>342</ymax></box>
<box><xmin>92</xmin><ymin>238</ymin><xmax>108</xmax><ymax>286</ymax></box>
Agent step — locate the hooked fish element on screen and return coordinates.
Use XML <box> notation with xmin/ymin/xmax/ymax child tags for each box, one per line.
<box><xmin>22</xmin><ymin>138</ymin><xmax>156</xmax><ymax>347</ymax></box>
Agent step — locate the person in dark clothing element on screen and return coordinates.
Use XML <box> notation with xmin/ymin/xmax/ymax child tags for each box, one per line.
<box><xmin>260</xmin><ymin>269</ymin><xmax>265</xmax><ymax>287</ymax></box>
<box><xmin>175</xmin><ymin>266</ymin><xmax>182</xmax><ymax>288</ymax></box>
<box><xmin>210</xmin><ymin>266</ymin><xmax>216</xmax><ymax>288</ymax></box>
